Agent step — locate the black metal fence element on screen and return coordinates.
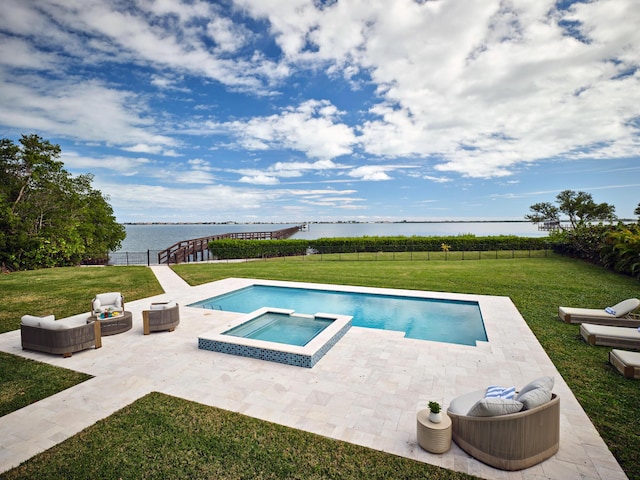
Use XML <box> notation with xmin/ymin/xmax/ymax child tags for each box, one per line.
<box><xmin>108</xmin><ymin>250</ymin><xmax>160</xmax><ymax>266</ymax></box>
<box><xmin>108</xmin><ymin>246</ymin><xmax>552</xmax><ymax>266</ymax></box>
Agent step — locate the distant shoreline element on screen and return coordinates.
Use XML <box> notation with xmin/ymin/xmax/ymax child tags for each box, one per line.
<box><xmin>122</xmin><ymin>220</ymin><xmax>534</xmax><ymax>225</ymax></box>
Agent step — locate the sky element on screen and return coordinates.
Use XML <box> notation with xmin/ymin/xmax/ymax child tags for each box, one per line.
<box><xmin>1</xmin><ymin>0</ymin><xmax>639</xmax><ymax>223</ymax></box>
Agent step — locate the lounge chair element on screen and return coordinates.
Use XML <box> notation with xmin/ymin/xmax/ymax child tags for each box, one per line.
<box><xmin>142</xmin><ymin>301</ymin><xmax>180</xmax><ymax>335</ymax></box>
<box><xmin>609</xmin><ymin>349</ymin><xmax>640</xmax><ymax>379</ymax></box>
<box><xmin>558</xmin><ymin>298</ymin><xmax>640</xmax><ymax>327</ymax></box>
<box><xmin>21</xmin><ymin>313</ymin><xmax>102</xmax><ymax>357</ymax></box>
<box><xmin>580</xmin><ymin>323</ymin><xmax>640</xmax><ymax>350</ymax></box>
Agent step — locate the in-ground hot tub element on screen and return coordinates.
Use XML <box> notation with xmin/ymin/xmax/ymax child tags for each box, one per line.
<box><xmin>198</xmin><ymin>307</ymin><xmax>352</xmax><ymax>368</ymax></box>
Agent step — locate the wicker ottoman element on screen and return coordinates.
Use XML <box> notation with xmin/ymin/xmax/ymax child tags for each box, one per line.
<box><xmin>89</xmin><ymin>311</ymin><xmax>133</xmax><ymax>336</ymax></box>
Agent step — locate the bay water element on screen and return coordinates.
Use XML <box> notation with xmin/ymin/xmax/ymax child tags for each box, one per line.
<box><xmin>115</xmin><ymin>222</ymin><xmax>547</xmax><ymax>253</ymax></box>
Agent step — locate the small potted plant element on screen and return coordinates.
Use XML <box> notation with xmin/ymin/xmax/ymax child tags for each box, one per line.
<box><xmin>428</xmin><ymin>401</ymin><xmax>442</xmax><ymax>423</ymax></box>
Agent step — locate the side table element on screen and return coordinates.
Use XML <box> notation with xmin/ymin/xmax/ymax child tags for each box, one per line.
<box><xmin>417</xmin><ymin>409</ymin><xmax>452</xmax><ymax>453</ymax></box>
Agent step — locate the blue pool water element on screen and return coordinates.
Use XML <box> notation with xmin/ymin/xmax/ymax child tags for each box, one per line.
<box><xmin>190</xmin><ymin>285</ymin><xmax>487</xmax><ymax>346</ymax></box>
<box><xmin>224</xmin><ymin>312</ymin><xmax>333</xmax><ymax>346</ymax></box>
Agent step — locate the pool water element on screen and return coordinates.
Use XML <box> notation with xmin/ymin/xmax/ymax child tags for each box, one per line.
<box><xmin>224</xmin><ymin>312</ymin><xmax>333</xmax><ymax>346</ymax></box>
<box><xmin>190</xmin><ymin>285</ymin><xmax>487</xmax><ymax>346</ymax></box>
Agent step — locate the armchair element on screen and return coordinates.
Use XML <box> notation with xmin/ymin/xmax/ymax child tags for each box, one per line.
<box><xmin>142</xmin><ymin>301</ymin><xmax>180</xmax><ymax>335</ymax></box>
<box><xmin>91</xmin><ymin>292</ymin><xmax>124</xmax><ymax>317</ymax></box>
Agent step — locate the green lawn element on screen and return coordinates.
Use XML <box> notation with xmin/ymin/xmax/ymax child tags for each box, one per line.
<box><xmin>0</xmin><ymin>256</ymin><xmax>638</xmax><ymax>479</ymax></box>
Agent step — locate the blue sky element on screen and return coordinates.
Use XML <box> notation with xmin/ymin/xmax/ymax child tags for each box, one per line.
<box><xmin>1</xmin><ymin>0</ymin><xmax>639</xmax><ymax>223</ymax></box>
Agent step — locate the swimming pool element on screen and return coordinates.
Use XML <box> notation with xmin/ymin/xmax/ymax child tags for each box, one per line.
<box><xmin>190</xmin><ymin>284</ymin><xmax>487</xmax><ymax>346</ymax></box>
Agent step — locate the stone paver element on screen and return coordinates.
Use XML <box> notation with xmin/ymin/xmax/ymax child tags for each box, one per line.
<box><xmin>0</xmin><ymin>266</ymin><xmax>627</xmax><ymax>479</ymax></box>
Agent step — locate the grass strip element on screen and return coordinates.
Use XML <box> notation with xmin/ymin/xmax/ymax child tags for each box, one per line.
<box><xmin>0</xmin><ymin>352</ymin><xmax>92</xmax><ymax>417</ymax></box>
<box><xmin>3</xmin><ymin>392</ymin><xmax>475</xmax><ymax>480</ymax></box>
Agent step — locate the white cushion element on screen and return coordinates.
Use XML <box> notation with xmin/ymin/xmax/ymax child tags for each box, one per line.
<box><xmin>467</xmin><ymin>398</ymin><xmax>523</xmax><ymax>417</ymax></box>
<box><xmin>58</xmin><ymin>313</ymin><xmax>91</xmax><ymax>327</ymax></box>
<box><xmin>150</xmin><ymin>301</ymin><xmax>177</xmax><ymax>310</ymax></box>
<box><xmin>517</xmin><ymin>376</ymin><xmax>554</xmax><ymax>398</ymax></box>
<box><xmin>21</xmin><ymin>315</ymin><xmax>71</xmax><ymax>330</ymax></box>
<box><xmin>517</xmin><ymin>387</ymin><xmax>552</xmax><ymax>410</ymax></box>
<box><xmin>21</xmin><ymin>315</ymin><xmax>55</xmax><ymax>327</ymax></box>
<box><xmin>95</xmin><ymin>292</ymin><xmax>122</xmax><ymax>306</ymax></box>
<box><xmin>611</xmin><ymin>298</ymin><xmax>640</xmax><ymax>317</ymax></box>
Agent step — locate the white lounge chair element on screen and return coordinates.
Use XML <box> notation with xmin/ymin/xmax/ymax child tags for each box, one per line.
<box><xmin>609</xmin><ymin>349</ymin><xmax>640</xmax><ymax>379</ymax></box>
<box><xmin>559</xmin><ymin>298</ymin><xmax>640</xmax><ymax>327</ymax></box>
<box><xmin>580</xmin><ymin>323</ymin><xmax>640</xmax><ymax>350</ymax></box>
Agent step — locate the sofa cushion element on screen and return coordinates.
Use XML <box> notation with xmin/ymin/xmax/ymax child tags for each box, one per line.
<box><xmin>517</xmin><ymin>387</ymin><xmax>552</xmax><ymax>410</ymax></box>
<box><xmin>21</xmin><ymin>315</ymin><xmax>55</xmax><ymax>327</ymax></box>
<box><xmin>150</xmin><ymin>301</ymin><xmax>177</xmax><ymax>310</ymax></box>
<box><xmin>467</xmin><ymin>398</ymin><xmax>524</xmax><ymax>417</ymax></box>
<box><xmin>58</xmin><ymin>313</ymin><xmax>91</xmax><ymax>327</ymax></box>
<box><xmin>447</xmin><ymin>389</ymin><xmax>485</xmax><ymax>415</ymax></box>
<box><xmin>21</xmin><ymin>315</ymin><xmax>72</xmax><ymax>330</ymax></box>
<box><xmin>517</xmin><ymin>376</ymin><xmax>554</xmax><ymax>399</ymax></box>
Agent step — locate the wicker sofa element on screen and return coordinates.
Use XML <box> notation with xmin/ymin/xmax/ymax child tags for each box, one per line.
<box><xmin>447</xmin><ymin>377</ymin><xmax>560</xmax><ymax>471</ymax></box>
<box><xmin>142</xmin><ymin>301</ymin><xmax>180</xmax><ymax>335</ymax></box>
<box><xmin>20</xmin><ymin>313</ymin><xmax>102</xmax><ymax>358</ymax></box>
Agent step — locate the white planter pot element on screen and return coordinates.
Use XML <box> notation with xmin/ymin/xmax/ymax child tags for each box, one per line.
<box><xmin>429</xmin><ymin>411</ymin><xmax>442</xmax><ymax>424</ymax></box>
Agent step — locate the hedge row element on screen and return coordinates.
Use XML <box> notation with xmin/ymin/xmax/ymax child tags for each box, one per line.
<box><xmin>208</xmin><ymin>236</ymin><xmax>550</xmax><ymax>260</ymax></box>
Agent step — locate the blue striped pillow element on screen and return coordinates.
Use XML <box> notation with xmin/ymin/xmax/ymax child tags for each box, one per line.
<box><xmin>485</xmin><ymin>386</ymin><xmax>516</xmax><ymax>399</ymax></box>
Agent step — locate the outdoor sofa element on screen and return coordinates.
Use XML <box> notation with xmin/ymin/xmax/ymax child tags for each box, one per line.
<box><xmin>142</xmin><ymin>301</ymin><xmax>180</xmax><ymax>335</ymax></box>
<box><xmin>447</xmin><ymin>377</ymin><xmax>559</xmax><ymax>471</ymax></box>
<box><xmin>558</xmin><ymin>298</ymin><xmax>640</xmax><ymax>327</ymax></box>
<box><xmin>21</xmin><ymin>313</ymin><xmax>101</xmax><ymax>357</ymax></box>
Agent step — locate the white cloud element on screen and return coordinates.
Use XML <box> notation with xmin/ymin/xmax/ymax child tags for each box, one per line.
<box><xmin>206</xmin><ymin>16</ymin><xmax>252</xmax><ymax>53</ymax></box>
<box><xmin>0</xmin><ymin>70</ymin><xmax>177</xmax><ymax>151</ymax></box>
<box><xmin>239</xmin><ymin>174</ymin><xmax>280</xmax><ymax>185</ymax></box>
<box><xmin>189</xmin><ymin>99</ymin><xmax>358</xmax><ymax>160</ymax></box>
<box><xmin>238</xmin><ymin>0</ymin><xmax>640</xmax><ymax>177</ymax></box>
<box><xmin>424</xmin><ymin>175</ymin><xmax>452</xmax><ymax>184</ymax></box>
<box><xmin>348</xmin><ymin>166</ymin><xmax>392</xmax><ymax>181</ymax></box>
<box><xmin>61</xmin><ymin>151</ymin><xmax>150</xmax><ymax>174</ymax></box>
<box><xmin>106</xmin><ymin>183</ymin><xmax>272</xmax><ymax>215</ymax></box>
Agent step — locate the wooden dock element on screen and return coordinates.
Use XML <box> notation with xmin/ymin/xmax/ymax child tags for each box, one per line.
<box><xmin>157</xmin><ymin>225</ymin><xmax>304</xmax><ymax>264</ymax></box>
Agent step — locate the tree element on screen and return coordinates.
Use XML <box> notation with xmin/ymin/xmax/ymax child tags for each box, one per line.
<box><xmin>635</xmin><ymin>203</ymin><xmax>640</xmax><ymax>218</ymax></box>
<box><xmin>525</xmin><ymin>190</ymin><xmax>617</xmax><ymax>230</ymax></box>
<box><xmin>0</xmin><ymin>134</ymin><xmax>125</xmax><ymax>270</ymax></box>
